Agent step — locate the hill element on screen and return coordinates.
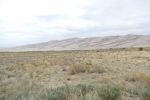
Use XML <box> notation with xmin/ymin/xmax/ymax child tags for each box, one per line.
<box><xmin>2</xmin><ymin>34</ymin><xmax>150</xmax><ymax>51</ymax></box>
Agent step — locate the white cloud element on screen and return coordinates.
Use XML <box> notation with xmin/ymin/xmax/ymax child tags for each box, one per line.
<box><xmin>0</xmin><ymin>0</ymin><xmax>150</xmax><ymax>48</ymax></box>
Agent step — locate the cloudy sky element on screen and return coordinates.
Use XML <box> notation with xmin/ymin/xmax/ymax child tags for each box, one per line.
<box><xmin>0</xmin><ymin>0</ymin><xmax>150</xmax><ymax>48</ymax></box>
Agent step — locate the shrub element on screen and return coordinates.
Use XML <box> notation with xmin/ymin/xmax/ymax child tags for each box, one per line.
<box><xmin>76</xmin><ymin>84</ymin><xmax>95</xmax><ymax>96</ymax></box>
<box><xmin>88</xmin><ymin>64</ymin><xmax>105</xmax><ymax>73</ymax></box>
<box><xmin>139</xmin><ymin>47</ymin><xmax>143</xmax><ymax>51</ymax></box>
<box><xmin>46</xmin><ymin>86</ymin><xmax>70</xmax><ymax>100</ymax></box>
<box><xmin>69</xmin><ymin>63</ymin><xmax>86</xmax><ymax>75</ymax></box>
<box><xmin>97</xmin><ymin>84</ymin><xmax>121</xmax><ymax>100</ymax></box>
<box><xmin>46</xmin><ymin>84</ymin><xmax>97</xmax><ymax>100</ymax></box>
<box><xmin>141</xmin><ymin>87</ymin><xmax>150</xmax><ymax>100</ymax></box>
<box><xmin>69</xmin><ymin>62</ymin><xmax>105</xmax><ymax>75</ymax></box>
<box><xmin>3</xmin><ymin>83</ymin><xmax>123</xmax><ymax>100</ymax></box>
<box><xmin>125</xmin><ymin>72</ymin><xmax>147</xmax><ymax>83</ymax></box>
<box><xmin>100</xmin><ymin>76</ymin><xmax>112</xmax><ymax>84</ymax></box>
<box><xmin>75</xmin><ymin>84</ymin><xmax>98</xmax><ymax>100</ymax></box>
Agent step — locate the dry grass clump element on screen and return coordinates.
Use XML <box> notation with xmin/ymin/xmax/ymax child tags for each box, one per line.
<box><xmin>125</xmin><ymin>82</ymin><xmax>150</xmax><ymax>100</ymax></box>
<box><xmin>125</xmin><ymin>72</ymin><xmax>150</xmax><ymax>99</ymax></box>
<box><xmin>133</xmin><ymin>72</ymin><xmax>150</xmax><ymax>85</ymax></box>
<box><xmin>133</xmin><ymin>72</ymin><xmax>146</xmax><ymax>81</ymax></box>
<box><xmin>69</xmin><ymin>63</ymin><xmax>86</xmax><ymax>75</ymax></box>
<box><xmin>20</xmin><ymin>63</ymin><xmax>35</xmax><ymax>73</ymax></box>
<box><xmin>100</xmin><ymin>76</ymin><xmax>113</xmax><ymax>84</ymax></box>
<box><xmin>125</xmin><ymin>72</ymin><xmax>150</xmax><ymax>85</ymax></box>
<box><xmin>2</xmin><ymin>75</ymin><xmax>43</xmax><ymax>100</ymax></box>
<box><xmin>118</xmin><ymin>80</ymin><xmax>127</xmax><ymax>90</ymax></box>
<box><xmin>69</xmin><ymin>62</ymin><xmax>105</xmax><ymax>75</ymax></box>
<box><xmin>88</xmin><ymin>64</ymin><xmax>106</xmax><ymax>73</ymax></box>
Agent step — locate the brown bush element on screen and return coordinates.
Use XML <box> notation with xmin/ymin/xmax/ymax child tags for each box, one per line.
<box><xmin>69</xmin><ymin>63</ymin><xmax>86</xmax><ymax>75</ymax></box>
<box><xmin>100</xmin><ymin>76</ymin><xmax>112</xmax><ymax>84</ymax></box>
<box><xmin>125</xmin><ymin>72</ymin><xmax>150</xmax><ymax>85</ymax></box>
<box><xmin>139</xmin><ymin>47</ymin><xmax>143</xmax><ymax>51</ymax></box>
<box><xmin>69</xmin><ymin>63</ymin><xmax>105</xmax><ymax>75</ymax></box>
<box><xmin>90</xmin><ymin>64</ymin><xmax>105</xmax><ymax>73</ymax></box>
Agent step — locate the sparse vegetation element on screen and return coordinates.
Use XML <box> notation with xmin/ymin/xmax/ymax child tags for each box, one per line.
<box><xmin>0</xmin><ymin>47</ymin><xmax>150</xmax><ymax>100</ymax></box>
<box><xmin>125</xmin><ymin>72</ymin><xmax>150</xmax><ymax>85</ymax></box>
<box><xmin>76</xmin><ymin>84</ymin><xmax>95</xmax><ymax>96</ymax></box>
<box><xmin>141</xmin><ymin>87</ymin><xmax>150</xmax><ymax>100</ymax></box>
<box><xmin>69</xmin><ymin>63</ymin><xmax>86</xmax><ymax>75</ymax></box>
<box><xmin>46</xmin><ymin>85</ymin><xmax>71</xmax><ymax>100</ymax></box>
<box><xmin>97</xmin><ymin>84</ymin><xmax>121</xmax><ymax>100</ymax></box>
<box><xmin>69</xmin><ymin>63</ymin><xmax>105</xmax><ymax>75</ymax></box>
<box><xmin>3</xmin><ymin>83</ymin><xmax>122</xmax><ymax>100</ymax></box>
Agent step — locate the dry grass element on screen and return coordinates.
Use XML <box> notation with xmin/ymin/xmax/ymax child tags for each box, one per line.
<box><xmin>69</xmin><ymin>63</ymin><xmax>86</xmax><ymax>75</ymax></box>
<box><xmin>69</xmin><ymin>62</ymin><xmax>105</xmax><ymax>75</ymax></box>
<box><xmin>100</xmin><ymin>76</ymin><xmax>113</xmax><ymax>84</ymax></box>
<box><xmin>0</xmin><ymin>47</ymin><xmax>150</xmax><ymax>100</ymax></box>
<box><xmin>125</xmin><ymin>72</ymin><xmax>150</xmax><ymax>85</ymax></box>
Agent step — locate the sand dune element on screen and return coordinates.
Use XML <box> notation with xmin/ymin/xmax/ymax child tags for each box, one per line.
<box><xmin>2</xmin><ymin>34</ymin><xmax>150</xmax><ymax>51</ymax></box>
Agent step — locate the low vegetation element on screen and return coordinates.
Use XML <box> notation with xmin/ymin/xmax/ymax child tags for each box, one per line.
<box><xmin>97</xmin><ymin>84</ymin><xmax>121</xmax><ymax>100</ymax></box>
<box><xmin>4</xmin><ymin>83</ymin><xmax>121</xmax><ymax>100</ymax></box>
<box><xmin>69</xmin><ymin>63</ymin><xmax>105</xmax><ymax>75</ymax></box>
<box><xmin>0</xmin><ymin>47</ymin><xmax>150</xmax><ymax>100</ymax></box>
<box><xmin>141</xmin><ymin>87</ymin><xmax>150</xmax><ymax>100</ymax></box>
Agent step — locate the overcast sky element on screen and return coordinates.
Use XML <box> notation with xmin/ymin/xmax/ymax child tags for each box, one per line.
<box><xmin>0</xmin><ymin>0</ymin><xmax>150</xmax><ymax>48</ymax></box>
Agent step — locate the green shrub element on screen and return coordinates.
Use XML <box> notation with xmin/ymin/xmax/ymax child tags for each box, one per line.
<box><xmin>76</xmin><ymin>84</ymin><xmax>95</xmax><ymax>96</ymax></box>
<box><xmin>5</xmin><ymin>88</ymin><xmax>42</xmax><ymax>100</ymax></box>
<box><xmin>97</xmin><ymin>84</ymin><xmax>121</xmax><ymax>100</ymax></box>
<box><xmin>141</xmin><ymin>87</ymin><xmax>150</xmax><ymax>100</ymax></box>
<box><xmin>75</xmin><ymin>84</ymin><xmax>97</xmax><ymax>100</ymax></box>
<box><xmin>3</xmin><ymin>83</ymin><xmax>122</xmax><ymax>100</ymax></box>
<box><xmin>46</xmin><ymin>85</ymin><xmax>71</xmax><ymax>100</ymax></box>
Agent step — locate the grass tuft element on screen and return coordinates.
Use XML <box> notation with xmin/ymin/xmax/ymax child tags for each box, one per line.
<box><xmin>141</xmin><ymin>87</ymin><xmax>150</xmax><ymax>100</ymax></box>
<box><xmin>97</xmin><ymin>84</ymin><xmax>121</xmax><ymax>100</ymax></box>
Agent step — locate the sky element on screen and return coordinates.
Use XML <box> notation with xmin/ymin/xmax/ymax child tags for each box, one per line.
<box><xmin>0</xmin><ymin>0</ymin><xmax>150</xmax><ymax>48</ymax></box>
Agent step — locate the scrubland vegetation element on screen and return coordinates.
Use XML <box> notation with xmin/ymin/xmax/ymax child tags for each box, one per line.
<box><xmin>0</xmin><ymin>47</ymin><xmax>150</xmax><ymax>100</ymax></box>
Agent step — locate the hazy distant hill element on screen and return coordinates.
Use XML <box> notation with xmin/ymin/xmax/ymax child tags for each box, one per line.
<box><xmin>2</xmin><ymin>34</ymin><xmax>150</xmax><ymax>51</ymax></box>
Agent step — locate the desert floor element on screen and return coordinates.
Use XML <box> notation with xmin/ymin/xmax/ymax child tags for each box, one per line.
<box><xmin>0</xmin><ymin>48</ymin><xmax>150</xmax><ymax>100</ymax></box>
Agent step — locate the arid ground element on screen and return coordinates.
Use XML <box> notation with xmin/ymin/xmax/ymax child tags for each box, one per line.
<box><xmin>0</xmin><ymin>47</ymin><xmax>150</xmax><ymax>100</ymax></box>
